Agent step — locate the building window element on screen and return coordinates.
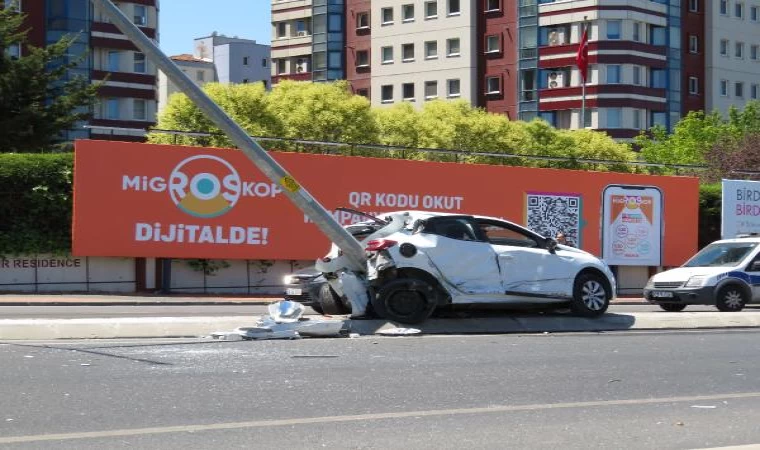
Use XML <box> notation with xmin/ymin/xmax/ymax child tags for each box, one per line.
<box><xmin>107</xmin><ymin>50</ymin><xmax>120</xmax><ymax>72</ymax></box>
<box><xmin>133</xmin><ymin>52</ymin><xmax>146</xmax><ymax>73</ymax></box>
<box><xmin>425</xmin><ymin>40</ymin><xmax>438</xmax><ymax>59</ymax></box>
<box><xmin>381</xmin><ymin>85</ymin><xmax>394</xmax><ymax>103</ymax></box>
<box><xmin>402</xmin><ymin>43</ymin><xmax>415</xmax><ymax>61</ymax></box>
<box><xmin>106</xmin><ymin>99</ymin><xmax>120</xmax><ymax>120</ymax></box>
<box><xmin>720</xmin><ymin>39</ymin><xmax>729</xmax><ymax>56</ymax></box>
<box><xmin>356</xmin><ymin>88</ymin><xmax>369</xmax><ymax>98</ymax></box>
<box><xmin>752</xmin><ymin>6</ymin><xmax>759</xmax><ymax>21</ymax></box>
<box><xmin>721</xmin><ymin>79</ymin><xmax>729</xmax><ymax>96</ymax></box>
<box><xmin>3</xmin><ymin>0</ymin><xmax>21</xmax><ymax>12</ymax></box>
<box><xmin>7</xmin><ymin>42</ymin><xmax>21</xmax><ymax>59</ymax></box>
<box><xmin>295</xmin><ymin>20</ymin><xmax>307</xmax><ymax>35</ymax></box>
<box><xmin>650</xmin><ymin>25</ymin><xmax>666</xmax><ymax>45</ymax></box>
<box><xmin>752</xmin><ymin>83</ymin><xmax>759</xmax><ymax>99</ymax></box>
<box><xmin>425</xmin><ymin>1</ymin><xmax>438</xmax><ymax>18</ymax></box>
<box><xmin>486</xmin><ymin>35</ymin><xmax>500</xmax><ymax>53</ymax></box>
<box><xmin>633</xmin><ymin>65</ymin><xmax>642</xmax><ymax>86</ymax></box>
<box><xmin>689</xmin><ymin>76</ymin><xmax>699</xmax><ymax>94</ymax></box>
<box><xmin>485</xmin><ymin>0</ymin><xmax>500</xmax><ymax>12</ymax></box>
<box><xmin>689</xmin><ymin>0</ymin><xmax>698</xmax><ymax>12</ymax></box>
<box><xmin>356</xmin><ymin>50</ymin><xmax>369</xmax><ymax>67</ymax></box>
<box><xmin>720</xmin><ymin>0</ymin><xmax>728</xmax><ymax>15</ymax></box>
<box><xmin>243</xmin><ymin>56</ymin><xmax>249</xmax><ymax>66</ymax></box>
<box><xmin>448</xmin><ymin>0</ymin><xmax>460</xmax><ymax>16</ymax></box>
<box><xmin>197</xmin><ymin>70</ymin><xmax>205</xmax><ymax>82</ymax></box>
<box><xmin>425</xmin><ymin>80</ymin><xmax>438</xmax><ymax>99</ymax></box>
<box><xmin>262</xmin><ymin>58</ymin><xmax>268</xmax><ymax>67</ymax></box>
<box><xmin>277</xmin><ymin>22</ymin><xmax>287</xmax><ymax>38</ymax></box>
<box><xmin>402</xmin><ymin>4</ymin><xmax>414</xmax><ymax>22</ymax></box>
<box><xmin>650</xmin><ymin>69</ymin><xmax>666</xmax><ymax>88</ymax></box>
<box><xmin>133</xmin><ymin>5</ymin><xmax>147</xmax><ymax>26</ymax></box>
<box><xmin>133</xmin><ymin>99</ymin><xmax>146</xmax><ymax>120</ymax></box>
<box><xmin>447</xmin><ymin>78</ymin><xmax>461</xmax><ymax>97</ymax></box>
<box><xmin>447</xmin><ymin>38</ymin><xmax>460</xmax><ymax>57</ymax></box>
<box><xmin>277</xmin><ymin>59</ymin><xmax>286</xmax><ymax>74</ymax></box>
<box><xmin>606</xmin><ymin>20</ymin><xmax>621</xmax><ymax>40</ymax></box>
<box><xmin>486</xmin><ymin>76</ymin><xmax>501</xmax><ymax>94</ymax></box>
<box><xmin>381</xmin><ymin>46</ymin><xmax>394</xmax><ymax>64</ymax></box>
<box><xmin>633</xmin><ymin>22</ymin><xmax>641</xmax><ymax>42</ymax></box>
<box><xmin>736</xmin><ymin>42</ymin><xmax>744</xmax><ymax>59</ymax></box>
<box><xmin>402</xmin><ymin>83</ymin><xmax>415</xmax><ymax>101</ymax></box>
<box><xmin>381</xmin><ymin>7</ymin><xmax>393</xmax><ymax>25</ymax></box>
<box><xmin>606</xmin><ymin>65</ymin><xmax>621</xmax><ymax>84</ymax></box>
<box><xmin>751</xmin><ymin>45</ymin><xmax>759</xmax><ymax>60</ymax></box>
<box><xmin>736</xmin><ymin>82</ymin><xmax>744</xmax><ymax>97</ymax></box>
<box><xmin>736</xmin><ymin>2</ymin><xmax>744</xmax><ymax>18</ymax></box>
<box><xmin>689</xmin><ymin>35</ymin><xmax>699</xmax><ymax>53</ymax></box>
<box><xmin>606</xmin><ymin>108</ymin><xmax>622</xmax><ymax>128</ymax></box>
<box><xmin>357</xmin><ymin>12</ymin><xmax>370</xmax><ymax>29</ymax></box>
<box><xmin>633</xmin><ymin>109</ymin><xmax>642</xmax><ymax>130</ymax></box>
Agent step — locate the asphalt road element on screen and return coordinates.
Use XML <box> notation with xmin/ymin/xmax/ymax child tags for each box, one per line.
<box><xmin>2</xmin><ymin>331</ymin><xmax>760</xmax><ymax>449</ymax></box>
<box><xmin>3</xmin><ymin>303</ymin><xmax>759</xmax><ymax>318</ymax></box>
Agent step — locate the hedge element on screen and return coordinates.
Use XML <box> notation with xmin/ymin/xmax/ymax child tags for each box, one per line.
<box><xmin>0</xmin><ymin>153</ymin><xmax>725</xmax><ymax>255</ymax></box>
<box><xmin>0</xmin><ymin>153</ymin><xmax>73</xmax><ymax>255</ymax></box>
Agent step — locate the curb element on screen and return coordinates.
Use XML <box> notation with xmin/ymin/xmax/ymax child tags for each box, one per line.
<box><xmin>3</xmin><ymin>311</ymin><xmax>760</xmax><ymax>340</ymax></box>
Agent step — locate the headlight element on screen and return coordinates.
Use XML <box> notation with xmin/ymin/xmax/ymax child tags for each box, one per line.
<box><xmin>684</xmin><ymin>276</ymin><xmax>707</xmax><ymax>288</ymax></box>
<box><xmin>645</xmin><ymin>276</ymin><xmax>654</xmax><ymax>288</ymax></box>
<box><xmin>283</xmin><ymin>275</ymin><xmax>295</xmax><ymax>285</ymax></box>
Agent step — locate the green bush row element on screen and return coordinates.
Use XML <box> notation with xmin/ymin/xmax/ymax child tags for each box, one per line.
<box><xmin>0</xmin><ymin>153</ymin><xmax>724</xmax><ymax>255</ymax></box>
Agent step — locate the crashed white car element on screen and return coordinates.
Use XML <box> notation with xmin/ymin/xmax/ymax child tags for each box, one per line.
<box><xmin>315</xmin><ymin>210</ymin><xmax>616</xmax><ymax>323</ymax></box>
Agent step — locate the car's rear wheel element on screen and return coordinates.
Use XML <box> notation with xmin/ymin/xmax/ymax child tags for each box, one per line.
<box><xmin>570</xmin><ymin>273</ymin><xmax>610</xmax><ymax>317</ymax></box>
<box><xmin>659</xmin><ymin>303</ymin><xmax>687</xmax><ymax>312</ymax></box>
<box><xmin>716</xmin><ymin>285</ymin><xmax>747</xmax><ymax>312</ymax></box>
<box><xmin>372</xmin><ymin>278</ymin><xmax>437</xmax><ymax>324</ymax></box>
<box><xmin>317</xmin><ymin>283</ymin><xmax>350</xmax><ymax>315</ymax></box>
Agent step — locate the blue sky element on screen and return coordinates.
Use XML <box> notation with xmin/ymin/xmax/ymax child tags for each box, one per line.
<box><xmin>159</xmin><ymin>1</ymin><xmax>271</xmax><ymax>56</ymax></box>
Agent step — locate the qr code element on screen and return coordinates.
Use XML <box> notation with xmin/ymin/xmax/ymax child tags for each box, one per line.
<box><xmin>526</xmin><ymin>193</ymin><xmax>581</xmax><ymax>247</ymax></box>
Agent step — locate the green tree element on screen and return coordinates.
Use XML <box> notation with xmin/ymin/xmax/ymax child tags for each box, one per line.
<box><xmin>0</xmin><ymin>5</ymin><xmax>100</xmax><ymax>152</ymax></box>
<box><xmin>636</xmin><ymin>111</ymin><xmax>725</xmax><ymax>168</ymax></box>
<box><xmin>148</xmin><ymin>82</ymin><xmax>281</xmax><ymax>148</ymax></box>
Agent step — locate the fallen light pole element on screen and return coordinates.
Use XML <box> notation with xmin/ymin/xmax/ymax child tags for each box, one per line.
<box><xmin>92</xmin><ymin>0</ymin><xmax>366</xmax><ymax>271</ymax></box>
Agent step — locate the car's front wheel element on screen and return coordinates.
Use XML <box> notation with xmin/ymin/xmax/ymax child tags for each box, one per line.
<box><xmin>317</xmin><ymin>283</ymin><xmax>350</xmax><ymax>315</ymax></box>
<box><xmin>715</xmin><ymin>285</ymin><xmax>748</xmax><ymax>312</ymax></box>
<box><xmin>571</xmin><ymin>273</ymin><xmax>610</xmax><ymax>317</ymax></box>
<box><xmin>372</xmin><ymin>278</ymin><xmax>437</xmax><ymax>324</ymax></box>
<box><xmin>659</xmin><ymin>303</ymin><xmax>687</xmax><ymax>312</ymax></box>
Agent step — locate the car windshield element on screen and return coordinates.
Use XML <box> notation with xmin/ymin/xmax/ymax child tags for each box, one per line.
<box><xmin>683</xmin><ymin>242</ymin><xmax>758</xmax><ymax>267</ymax></box>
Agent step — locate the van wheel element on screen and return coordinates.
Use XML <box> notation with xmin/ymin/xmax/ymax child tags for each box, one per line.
<box><xmin>716</xmin><ymin>285</ymin><xmax>748</xmax><ymax>312</ymax></box>
<box><xmin>318</xmin><ymin>283</ymin><xmax>350</xmax><ymax>315</ymax></box>
<box><xmin>659</xmin><ymin>303</ymin><xmax>687</xmax><ymax>312</ymax></box>
<box><xmin>372</xmin><ymin>278</ymin><xmax>437</xmax><ymax>324</ymax></box>
<box><xmin>571</xmin><ymin>273</ymin><xmax>610</xmax><ymax>317</ymax></box>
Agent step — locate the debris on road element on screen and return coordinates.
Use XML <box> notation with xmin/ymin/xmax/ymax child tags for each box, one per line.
<box><xmin>690</xmin><ymin>405</ymin><xmax>717</xmax><ymax>409</ymax></box>
<box><xmin>210</xmin><ymin>301</ymin><xmax>345</xmax><ymax>340</ymax></box>
<box><xmin>377</xmin><ymin>327</ymin><xmax>422</xmax><ymax>336</ymax></box>
<box><xmin>268</xmin><ymin>300</ymin><xmax>306</xmax><ymax>323</ymax></box>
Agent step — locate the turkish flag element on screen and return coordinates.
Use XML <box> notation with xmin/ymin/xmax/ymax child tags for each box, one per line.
<box><xmin>576</xmin><ymin>27</ymin><xmax>589</xmax><ymax>84</ymax></box>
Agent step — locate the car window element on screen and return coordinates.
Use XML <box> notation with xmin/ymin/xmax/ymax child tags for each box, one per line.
<box><xmin>478</xmin><ymin>220</ymin><xmax>540</xmax><ymax>248</ymax></box>
<box><xmin>683</xmin><ymin>242</ymin><xmax>758</xmax><ymax>267</ymax></box>
<box><xmin>423</xmin><ymin>218</ymin><xmax>481</xmax><ymax>242</ymax></box>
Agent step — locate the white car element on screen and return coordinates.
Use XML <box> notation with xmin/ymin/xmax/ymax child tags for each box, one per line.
<box><xmin>316</xmin><ymin>210</ymin><xmax>617</xmax><ymax>323</ymax></box>
<box><xmin>644</xmin><ymin>235</ymin><xmax>760</xmax><ymax>312</ymax></box>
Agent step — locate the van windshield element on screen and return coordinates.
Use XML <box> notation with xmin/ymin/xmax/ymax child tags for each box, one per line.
<box><xmin>683</xmin><ymin>242</ymin><xmax>758</xmax><ymax>267</ymax></box>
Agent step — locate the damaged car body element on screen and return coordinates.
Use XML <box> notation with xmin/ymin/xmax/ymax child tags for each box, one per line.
<box><xmin>316</xmin><ymin>210</ymin><xmax>617</xmax><ymax>324</ymax></box>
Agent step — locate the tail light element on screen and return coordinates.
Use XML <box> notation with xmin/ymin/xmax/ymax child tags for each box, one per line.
<box><xmin>365</xmin><ymin>239</ymin><xmax>397</xmax><ymax>252</ymax></box>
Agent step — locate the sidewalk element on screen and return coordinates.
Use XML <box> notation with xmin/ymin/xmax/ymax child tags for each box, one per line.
<box><xmin>0</xmin><ymin>293</ymin><xmax>650</xmax><ymax>306</ymax></box>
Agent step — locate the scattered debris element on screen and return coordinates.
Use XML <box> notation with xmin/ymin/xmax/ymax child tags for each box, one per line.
<box><xmin>80</xmin><ymin>363</ymin><xmax>91</xmax><ymax>367</ymax></box>
<box><xmin>268</xmin><ymin>300</ymin><xmax>306</xmax><ymax>323</ymax></box>
<box><xmin>23</xmin><ymin>355</ymin><xmax>34</xmax><ymax>358</ymax></box>
<box><xmin>349</xmin><ymin>333</ymin><xmax>361</xmax><ymax>339</ymax></box>
<box><xmin>377</xmin><ymin>328</ymin><xmax>422</xmax><ymax>336</ymax></box>
<box><xmin>5</xmin><ymin>418</ymin><xmax>13</xmax><ymax>422</ymax></box>
<box><xmin>608</xmin><ymin>379</ymin><xmax>621</xmax><ymax>383</ymax></box>
<box><xmin>690</xmin><ymin>405</ymin><xmax>717</xmax><ymax>409</ymax></box>
<box><xmin>291</xmin><ymin>355</ymin><xmax>339</xmax><ymax>358</ymax></box>
<box><xmin>210</xmin><ymin>301</ymin><xmax>345</xmax><ymax>340</ymax></box>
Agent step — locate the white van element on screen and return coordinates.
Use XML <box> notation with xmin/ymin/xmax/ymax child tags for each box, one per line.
<box><xmin>643</xmin><ymin>236</ymin><xmax>760</xmax><ymax>312</ymax></box>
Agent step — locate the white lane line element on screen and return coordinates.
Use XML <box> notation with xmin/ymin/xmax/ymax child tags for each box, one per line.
<box><xmin>3</xmin><ymin>392</ymin><xmax>760</xmax><ymax>444</ymax></box>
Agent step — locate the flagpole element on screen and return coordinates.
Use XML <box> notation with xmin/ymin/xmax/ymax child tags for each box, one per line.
<box><xmin>580</xmin><ymin>17</ymin><xmax>587</xmax><ymax>129</ymax></box>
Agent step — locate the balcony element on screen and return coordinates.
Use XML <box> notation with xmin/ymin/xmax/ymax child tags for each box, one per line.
<box><xmin>272</xmin><ymin>72</ymin><xmax>312</xmax><ymax>84</ymax></box>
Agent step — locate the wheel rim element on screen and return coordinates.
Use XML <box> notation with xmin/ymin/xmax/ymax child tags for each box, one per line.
<box><xmin>581</xmin><ymin>280</ymin><xmax>606</xmax><ymax>311</ymax></box>
<box><xmin>388</xmin><ymin>290</ymin><xmax>425</xmax><ymax>318</ymax></box>
<box><xmin>724</xmin><ymin>290</ymin><xmax>744</xmax><ymax>309</ymax></box>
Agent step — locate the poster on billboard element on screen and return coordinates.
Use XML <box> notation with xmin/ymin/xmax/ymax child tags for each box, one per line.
<box><xmin>601</xmin><ymin>185</ymin><xmax>663</xmax><ymax>266</ymax></box>
<box><xmin>722</xmin><ymin>179</ymin><xmax>760</xmax><ymax>239</ymax></box>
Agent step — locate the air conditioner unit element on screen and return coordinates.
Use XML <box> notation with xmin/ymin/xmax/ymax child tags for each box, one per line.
<box><xmin>548</xmin><ymin>71</ymin><xmax>564</xmax><ymax>89</ymax></box>
<box><xmin>547</xmin><ymin>29</ymin><xmax>566</xmax><ymax>46</ymax></box>
<box><xmin>296</xmin><ymin>59</ymin><xmax>308</xmax><ymax>73</ymax></box>
<box><xmin>297</xmin><ymin>31</ymin><xmax>308</xmax><ymax>37</ymax></box>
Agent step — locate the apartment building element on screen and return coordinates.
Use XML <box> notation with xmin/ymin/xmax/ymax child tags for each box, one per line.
<box><xmin>705</xmin><ymin>0</ymin><xmax>760</xmax><ymax>114</ymax></box>
<box><xmin>157</xmin><ymin>54</ymin><xmax>215</xmax><ymax>113</ymax></box>
<box><xmin>7</xmin><ymin>0</ymin><xmax>159</xmax><ymax>142</ymax></box>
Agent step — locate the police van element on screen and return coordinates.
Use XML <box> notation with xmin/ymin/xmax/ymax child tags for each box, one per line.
<box><xmin>644</xmin><ymin>235</ymin><xmax>760</xmax><ymax>312</ymax></box>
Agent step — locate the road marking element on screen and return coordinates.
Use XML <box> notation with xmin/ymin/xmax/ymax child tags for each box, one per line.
<box><xmin>3</xmin><ymin>392</ymin><xmax>760</xmax><ymax>444</ymax></box>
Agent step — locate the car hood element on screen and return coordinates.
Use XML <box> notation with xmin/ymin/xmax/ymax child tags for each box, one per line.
<box><xmin>651</xmin><ymin>267</ymin><xmax>726</xmax><ymax>282</ymax></box>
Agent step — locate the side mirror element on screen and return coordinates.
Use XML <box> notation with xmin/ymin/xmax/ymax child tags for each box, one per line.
<box><xmin>546</xmin><ymin>238</ymin><xmax>558</xmax><ymax>254</ymax></box>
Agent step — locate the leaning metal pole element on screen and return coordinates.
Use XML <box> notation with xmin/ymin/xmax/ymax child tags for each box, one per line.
<box><xmin>93</xmin><ymin>0</ymin><xmax>366</xmax><ymax>271</ymax></box>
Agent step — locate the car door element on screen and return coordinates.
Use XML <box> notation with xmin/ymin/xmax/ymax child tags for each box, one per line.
<box><xmin>477</xmin><ymin>219</ymin><xmax>576</xmax><ymax>299</ymax></box>
<box><xmin>746</xmin><ymin>252</ymin><xmax>760</xmax><ymax>302</ymax></box>
<box><xmin>418</xmin><ymin>217</ymin><xmax>503</xmax><ymax>295</ymax></box>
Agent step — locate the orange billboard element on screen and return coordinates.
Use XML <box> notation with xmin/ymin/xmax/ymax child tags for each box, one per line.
<box><xmin>73</xmin><ymin>140</ymin><xmax>699</xmax><ymax>266</ymax></box>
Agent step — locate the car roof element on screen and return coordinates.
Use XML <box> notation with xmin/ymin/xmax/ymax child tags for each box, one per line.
<box><xmin>710</xmin><ymin>237</ymin><xmax>760</xmax><ymax>244</ymax></box>
<box><xmin>381</xmin><ymin>210</ymin><xmax>511</xmax><ymax>223</ymax></box>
